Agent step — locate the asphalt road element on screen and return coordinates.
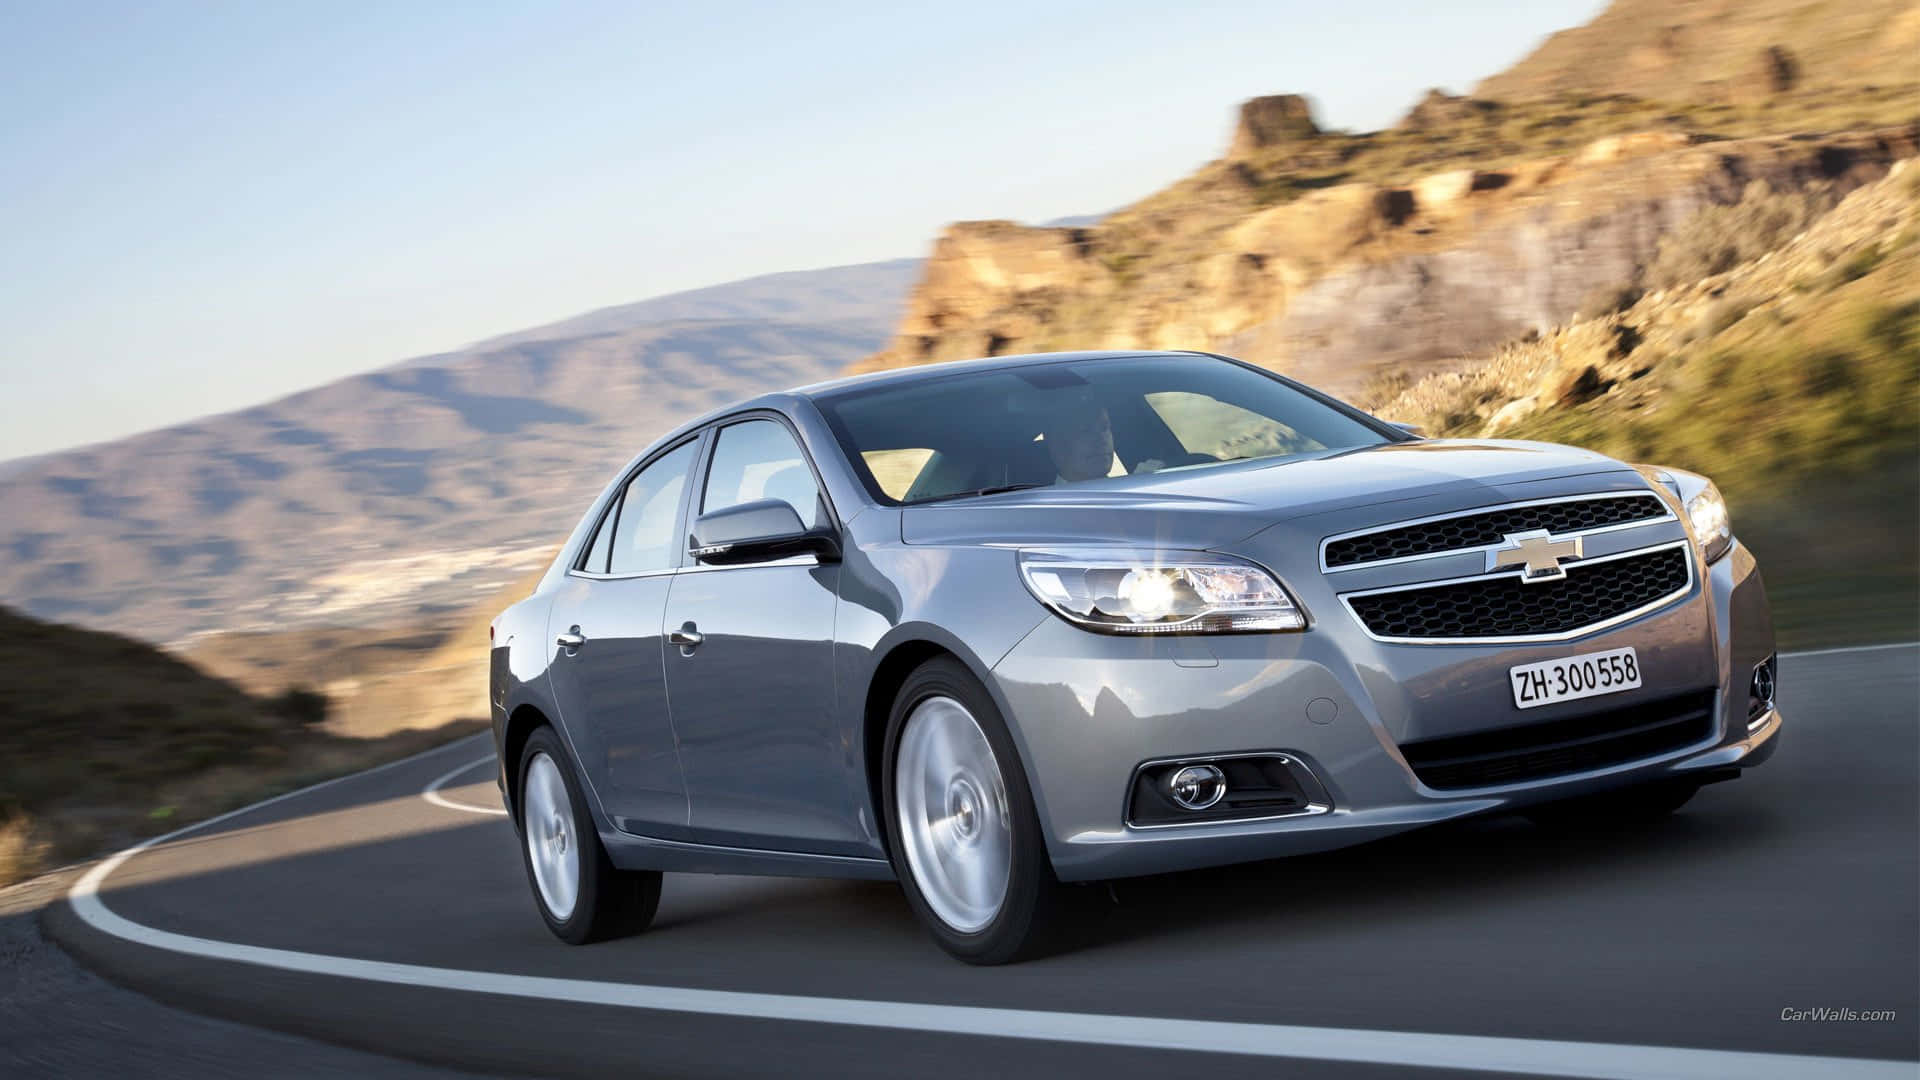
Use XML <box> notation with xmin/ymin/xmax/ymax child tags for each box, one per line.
<box><xmin>37</xmin><ymin>646</ymin><xmax>1920</xmax><ymax>1079</ymax></box>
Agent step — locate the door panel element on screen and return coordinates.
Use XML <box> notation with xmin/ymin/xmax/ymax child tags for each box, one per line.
<box><xmin>547</xmin><ymin>575</ymin><xmax>685</xmax><ymax>835</ymax></box>
<box><xmin>664</xmin><ymin>561</ymin><xmax>860</xmax><ymax>853</ymax></box>
<box><xmin>663</xmin><ymin>415</ymin><xmax>864</xmax><ymax>855</ymax></box>
<box><xmin>544</xmin><ymin>437</ymin><xmax>698</xmax><ymax>837</ymax></box>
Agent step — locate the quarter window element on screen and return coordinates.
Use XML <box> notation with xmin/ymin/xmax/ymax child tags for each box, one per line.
<box><xmin>605</xmin><ymin>441</ymin><xmax>697</xmax><ymax>575</ymax></box>
<box><xmin>701</xmin><ymin>419</ymin><xmax>825</xmax><ymax>528</ymax></box>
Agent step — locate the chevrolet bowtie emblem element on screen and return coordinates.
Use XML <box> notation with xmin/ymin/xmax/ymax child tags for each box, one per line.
<box><xmin>1488</xmin><ymin>529</ymin><xmax>1584</xmax><ymax>583</ymax></box>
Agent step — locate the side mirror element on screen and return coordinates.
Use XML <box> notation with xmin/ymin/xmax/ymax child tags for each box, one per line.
<box><xmin>1387</xmin><ymin>421</ymin><xmax>1426</xmax><ymax>438</ymax></box>
<box><xmin>689</xmin><ymin>500</ymin><xmax>840</xmax><ymax>565</ymax></box>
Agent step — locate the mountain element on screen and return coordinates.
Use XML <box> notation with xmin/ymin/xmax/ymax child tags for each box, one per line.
<box><xmin>0</xmin><ymin>260</ymin><xmax>919</xmax><ymax>643</ymax></box>
<box><xmin>850</xmin><ymin>1</ymin><xmax>1918</xmax><ymax>393</ymax></box>
<box><xmin>406</xmin><ymin>258</ymin><xmax>921</xmax><ymax>361</ymax></box>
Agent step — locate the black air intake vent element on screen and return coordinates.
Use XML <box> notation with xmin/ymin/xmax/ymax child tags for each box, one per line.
<box><xmin>1399</xmin><ymin>690</ymin><xmax>1716</xmax><ymax>789</ymax></box>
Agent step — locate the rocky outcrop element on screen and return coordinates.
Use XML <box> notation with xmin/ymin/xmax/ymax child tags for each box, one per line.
<box><xmin>1227</xmin><ymin>95</ymin><xmax>1320</xmax><ymax>160</ymax></box>
<box><xmin>856</xmin><ymin>118</ymin><xmax>1917</xmax><ymax>392</ymax></box>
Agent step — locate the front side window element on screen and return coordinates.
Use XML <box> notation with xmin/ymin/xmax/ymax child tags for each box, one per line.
<box><xmin>701</xmin><ymin>418</ymin><xmax>825</xmax><ymax>528</ymax></box>
<box><xmin>816</xmin><ymin>355</ymin><xmax>1392</xmax><ymax>504</ymax></box>
<box><xmin>603</xmin><ymin>440</ymin><xmax>697</xmax><ymax>575</ymax></box>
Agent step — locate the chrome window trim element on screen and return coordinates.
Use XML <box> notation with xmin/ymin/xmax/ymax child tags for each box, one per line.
<box><xmin>678</xmin><ymin>553</ymin><xmax>823</xmax><ymax>574</ymax></box>
<box><xmin>564</xmin><ymin>566</ymin><xmax>678</xmax><ymax>583</ymax></box>
<box><xmin>1338</xmin><ymin>538</ymin><xmax>1695</xmax><ymax>646</ymax></box>
<box><xmin>566</xmin><ymin>552</ymin><xmax>822</xmax><ymax>583</ymax></box>
<box><xmin>1319</xmin><ymin>490</ymin><xmax>1676</xmax><ymax>574</ymax></box>
<box><xmin>1122</xmin><ymin>752</ymin><xmax>1333</xmax><ymax>830</ymax></box>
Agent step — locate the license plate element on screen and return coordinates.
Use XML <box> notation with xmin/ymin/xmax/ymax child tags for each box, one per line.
<box><xmin>1510</xmin><ymin>647</ymin><xmax>1641</xmax><ymax>709</ymax></box>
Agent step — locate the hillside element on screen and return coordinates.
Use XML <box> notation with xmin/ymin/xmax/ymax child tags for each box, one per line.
<box><xmin>0</xmin><ymin>260</ymin><xmax>918</xmax><ymax>643</ymax></box>
<box><xmin>185</xmin><ymin>563</ymin><xmax>551</xmax><ymax>737</ymax></box>
<box><xmin>1375</xmin><ymin>161</ymin><xmax>1920</xmax><ymax>645</ymax></box>
<box><xmin>1477</xmin><ymin>0</ymin><xmax>1920</xmax><ymax>104</ymax></box>
<box><xmin>852</xmin><ymin>1</ymin><xmax>1918</xmax><ymax>394</ymax></box>
<box><xmin>0</xmin><ymin>604</ymin><xmax>479</xmax><ymax>885</ymax></box>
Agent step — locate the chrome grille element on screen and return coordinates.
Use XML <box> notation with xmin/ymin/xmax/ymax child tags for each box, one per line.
<box><xmin>1323</xmin><ymin>493</ymin><xmax>1668</xmax><ymax>570</ymax></box>
<box><xmin>1344</xmin><ymin>544</ymin><xmax>1691</xmax><ymax>642</ymax></box>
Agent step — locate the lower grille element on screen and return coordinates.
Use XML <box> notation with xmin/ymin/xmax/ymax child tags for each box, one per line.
<box><xmin>1346</xmin><ymin>544</ymin><xmax>1690</xmax><ymax>641</ymax></box>
<box><xmin>1400</xmin><ymin>690</ymin><xmax>1716</xmax><ymax>789</ymax></box>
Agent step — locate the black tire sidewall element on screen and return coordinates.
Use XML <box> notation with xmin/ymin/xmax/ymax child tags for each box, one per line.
<box><xmin>516</xmin><ymin>726</ymin><xmax>633</xmax><ymax>944</ymax></box>
<box><xmin>881</xmin><ymin>657</ymin><xmax>1061</xmax><ymax>964</ymax></box>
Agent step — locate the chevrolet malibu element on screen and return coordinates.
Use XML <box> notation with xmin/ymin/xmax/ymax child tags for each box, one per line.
<box><xmin>488</xmin><ymin>350</ymin><xmax>1781</xmax><ymax>963</ymax></box>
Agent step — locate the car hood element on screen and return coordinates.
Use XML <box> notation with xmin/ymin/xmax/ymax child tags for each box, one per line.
<box><xmin>899</xmin><ymin>439</ymin><xmax>1639</xmax><ymax>549</ymax></box>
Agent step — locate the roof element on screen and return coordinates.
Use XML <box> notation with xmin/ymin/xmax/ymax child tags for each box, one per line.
<box><xmin>787</xmin><ymin>350</ymin><xmax>1201</xmax><ymax>399</ymax></box>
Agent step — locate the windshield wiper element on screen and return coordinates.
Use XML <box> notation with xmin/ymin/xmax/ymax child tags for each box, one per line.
<box><xmin>915</xmin><ymin>481</ymin><xmax>1051</xmax><ymax>504</ymax></box>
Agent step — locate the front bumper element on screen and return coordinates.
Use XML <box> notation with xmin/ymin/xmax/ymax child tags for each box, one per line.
<box><xmin>991</xmin><ymin>540</ymin><xmax>1780</xmax><ymax>883</ymax></box>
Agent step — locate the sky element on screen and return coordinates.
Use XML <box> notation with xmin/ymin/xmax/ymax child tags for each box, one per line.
<box><xmin>0</xmin><ymin>0</ymin><xmax>1604</xmax><ymax>462</ymax></box>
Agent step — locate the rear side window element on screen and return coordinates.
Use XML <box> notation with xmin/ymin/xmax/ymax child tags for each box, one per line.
<box><xmin>701</xmin><ymin>419</ymin><xmax>825</xmax><ymax>528</ymax></box>
<box><xmin>600</xmin><ymin>440</ymin><xmax>697</xmax><ymax>575</ymax></box>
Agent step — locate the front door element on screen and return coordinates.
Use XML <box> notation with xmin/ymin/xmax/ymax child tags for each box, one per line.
<box><xmin>663</xmin><ymin>417</ymin><xmax>864</xmax><ymax>855</ymax></box>
<box><xmin>545</xmin><ymin>437</ymin><xmax>699</xmax><ymax>837</ymax></box>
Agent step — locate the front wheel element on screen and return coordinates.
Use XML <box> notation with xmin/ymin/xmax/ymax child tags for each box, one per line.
<box><xmin>516</xmin><ymin>726</ymin><xmax>661</xmax><ymax>944</ymax></box>
<box><xmin>882</xmin><ymin>657</ymin><xmax>1074</xmax><ymax>964</ymax></box>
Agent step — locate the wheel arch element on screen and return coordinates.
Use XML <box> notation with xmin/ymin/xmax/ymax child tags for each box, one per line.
<box><xmin>857</xmin><ymin>624</ymin><xmax>1045</xmax><ymax>861</ymax></box>
<box><xmin>501</xmin><ymin>702</ymin><xmax>551</xmax><ymax>823</ymax></box>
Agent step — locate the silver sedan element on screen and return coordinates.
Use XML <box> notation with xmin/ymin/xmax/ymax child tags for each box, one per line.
<box><xmin>489</xmin><ymin>350</ymin><xmax>1781</xmax><ymax>963</ymax></box>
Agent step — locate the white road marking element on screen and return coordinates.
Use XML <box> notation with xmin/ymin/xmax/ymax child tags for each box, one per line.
<box><xmin>421</xmin><ymin>756</ymin><xmax>509</xmax><ymax>817</ymax></box>
<box><xmin>1781</xmin><ymin>641</ymin><xmax>1918</xmax><ymax>659</ymax></box>
<box><xmin>64</xmin><ymin>676</ymin><xmax>1918</xmax><ymax>1080</ymax></box>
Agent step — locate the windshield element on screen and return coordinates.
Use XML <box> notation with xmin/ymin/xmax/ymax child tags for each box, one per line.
<box><xmin>816</xmin><ymin>355</ymin><xmax>1395</xmax><ymax>505</ymax></box>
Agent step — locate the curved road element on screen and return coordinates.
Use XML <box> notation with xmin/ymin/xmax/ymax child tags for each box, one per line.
<box><xmin>45</xmin><ymin>646</ymin><xmax>1920</xmax><ymax>1079</ymax></box>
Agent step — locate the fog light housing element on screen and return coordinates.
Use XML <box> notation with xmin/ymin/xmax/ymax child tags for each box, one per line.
<box><xmin>1748</xmin><ymin>654</ymin><xmax>1777</xmax><ymax>726</ymax></box>
<box><xmin>1164</xmin><ymin>764</ymin><xmax>1227</xmax><ymax>810</ymax></box>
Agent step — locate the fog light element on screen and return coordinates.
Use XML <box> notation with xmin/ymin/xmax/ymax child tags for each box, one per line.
<box><xmin>1748</xmin><ymin>654</ymin><xmax>1777</xmax><ymax>721</ymax></box>
<box><xmin>1165</xmin><ymin>764</ymin><xmax>1227</xmax><ymax>810</ymax></box>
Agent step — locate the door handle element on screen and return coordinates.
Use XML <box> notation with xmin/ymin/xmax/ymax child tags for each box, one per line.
<box><xmin>669</xmin><ymin>623</ymin><xmax>703</xmax><ymax>653</ymax></box>
<box><xmin>555</xmin><ymin>626</ymin><xmax>586</xmax><ymax>650</ymax></box>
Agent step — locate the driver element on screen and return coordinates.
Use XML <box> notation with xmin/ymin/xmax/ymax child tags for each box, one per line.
<box><xmin>1041</xmin><ymin>392</ymin><xmax>1117</xmax><ymax>483</ymax></box>
<box><xmin>1040</xmin><ymin>392</ymin><xmax>1173</xmax><ymax>483</ymax></box>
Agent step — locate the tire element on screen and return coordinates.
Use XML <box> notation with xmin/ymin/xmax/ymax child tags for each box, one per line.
<box><xmin>1524</xmin><ymin>779</ymin><xmax>1701</xmax><ymax>830</ymax></box>
<box><xmin>516</xmin><ymin>726</ymin><xmax>662</xmax><ymax>944</ymax></box>
<box><xmin>881</xmin><ymin>656</ymin><xmax>1073</xmax><ymax>964</ymax></box>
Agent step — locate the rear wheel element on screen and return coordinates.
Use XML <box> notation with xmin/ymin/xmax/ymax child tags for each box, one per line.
<box><xmin>1524</xmin><ymin>779</ymin><xmax>1700</xmax><ymax>830</ymax></box>
<box><xmin>516</xmin><ymin>726</ymin><xmax>661</xmax><ymax>944</ymax></box>
<box><xmin>882</xmin><ymin>657</ymin><xmax>1073</xmax><ymax>964</ymax></box>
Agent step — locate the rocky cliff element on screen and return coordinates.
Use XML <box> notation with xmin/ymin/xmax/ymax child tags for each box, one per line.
<box><xmin>852</xmin><ymin>0</ymin><xmax>1920</xmax><ymax>396</ymax></box>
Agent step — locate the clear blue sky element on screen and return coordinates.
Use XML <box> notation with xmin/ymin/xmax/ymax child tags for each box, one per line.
<box><xmin>0</xmin><ymin>0</ymin><xmax>1602</xmax><ymax>461</ymax></box>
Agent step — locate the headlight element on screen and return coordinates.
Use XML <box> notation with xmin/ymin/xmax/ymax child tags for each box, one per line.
<box><xmin>1684</xmin><ymin>481</ymin><xmax>1733</xmax><ymax>564</ymax></box>
<box><xmin>1017</xmin><ymin>549</ymin><xmax>1305</xmax><ymax>634</ymax></box>
<box><xmin>1637</xmin><ymin>465</ymin><xmax>1734</xmax><ymax>565</ymax></box>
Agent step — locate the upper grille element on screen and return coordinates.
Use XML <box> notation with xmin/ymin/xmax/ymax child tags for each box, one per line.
<box><xmin>1399</xmin><ymin>690</ymin><xmax>1716</xmax><ymax>789</ymax></box>
<box><xmin>1324</xmin><ymin>494</ymin><xmax>1669</xmax><ymax>569</ymax></box>
<box><xmin>1346</xmin><ymin>545</ymin><xmax>1690</xmax><ymax>641</ymax></box>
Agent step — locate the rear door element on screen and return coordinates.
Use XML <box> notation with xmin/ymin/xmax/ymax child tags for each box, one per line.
<box><xmin>662</xmin><ymin>415</ymin><xmax>864</xmax><ymax>855</ymax></box>
<box><xmin>546</xmin><ymin>436</ymin><xmax>700</xmax><ymax>837</ymax></box>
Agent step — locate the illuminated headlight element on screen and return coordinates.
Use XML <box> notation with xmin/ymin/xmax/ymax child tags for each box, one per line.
<box><xmin>1684</xmin><ymin>482</ymin><xmax>1733</xmax><ymax>564</ymax></box>
<box><xmin>1017</xmin><ymin>549</ymin><xmax>1305</xmax><ymax>634</ymax></box>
